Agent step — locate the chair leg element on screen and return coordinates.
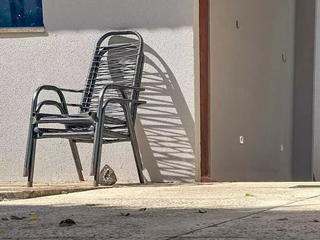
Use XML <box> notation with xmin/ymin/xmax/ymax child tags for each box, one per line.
<box><xmin>69</xmin><ymin>140</ymin><xmax>84</xmax><ymax>181</ymax></box>
<box><xmin>24</xmin><ymin>116</ymin><xmax>35</xmax><ymax>177</ymax></box>
<box><xmin>91</xmin><ymin>119</ymin><xmax>104</xmax><ymax>187</ymax></box>
<box><xmin>125</xmin><ymin>107</ymin><xmax>144</xmax><ymax>184</ymax></box>
<box><xmin>129</xmin><ymin>128</ymin><xmax>144</xmax><ymax>184</ymax></box>
<box><xmin>24</xmin><ymin>115</ymin><xmax>38</xmax><ymax>187</ymax></box>
<box><xmin>27</xmin><ymin>132</ymin><xmax>37</xmax><ymax>187</ymax></box>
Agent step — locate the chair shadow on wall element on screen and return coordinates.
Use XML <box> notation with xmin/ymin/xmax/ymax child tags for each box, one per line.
<box><xmin>135</xmin><ymin>43</ymin><xmax>195</xmax><ymax>182</ymax></box>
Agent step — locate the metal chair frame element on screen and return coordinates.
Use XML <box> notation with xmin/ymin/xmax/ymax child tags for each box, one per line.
<box><xmin>23</xmin><ymin>30</ymin><xmax>145</xmax><ymax>187</ymax></box>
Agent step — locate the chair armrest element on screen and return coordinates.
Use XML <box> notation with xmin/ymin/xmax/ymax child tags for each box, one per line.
<box><xmin>103</xmin><ymin>99</ymin><xmax>146</xmax><ymax>108</ymax></box>
<box><xmin>95</xmin><ymin>85</ymin><xmax>146</xmax><ymax>121</ymax></box>
<box><xmin>97</xmin><ymin>84</ymin><xmax>145</xmax><ymax>106</ymax></box>
<box><xmin>100</xmin><ymin>84</ymin><xmax>145</xmax><ymax>99</ymax></box>
<box><xmin>35</xmin><ymin>100</ymin><xmax>66</xmax><ymax>114</ymax></box>
<box><xmin>31</xmin><ymin>85</ymin><xmax>68</xmax><ymax>114</ymax></box>
<box><xmin>59</xmin><ymin>88</ymin><xmax>84</xmax><ymax>93</ymax></box>
<box><xmin>99</xmin><ymin>98</ymin><xmax>145</xmax><ymax>123</ymax></box>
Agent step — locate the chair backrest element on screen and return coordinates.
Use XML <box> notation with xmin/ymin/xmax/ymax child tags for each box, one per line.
<box><xmin>80</xmin><ymin>31</ymin><xmax>144</xmax><ymax>121</ymax></box>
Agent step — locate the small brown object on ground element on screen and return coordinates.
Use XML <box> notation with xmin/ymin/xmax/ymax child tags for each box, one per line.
<box><xmin>198</xmin><ymin>209</ymin><xmax>207</xmax><ymax>213</ymax></box>
<box><xmin>59</xmin><ymin>219</ymin><xmax>76</xmax><ymax>227</ymax></box>
<box><xmin>85</xmin><ymin>204</ymin><xmax>96</xmax><ymax>207</ymax></box>
<box><xmin>10</xmin><ymin>216</ymin><xmax>26</xmax><ymax>220</ymax></box>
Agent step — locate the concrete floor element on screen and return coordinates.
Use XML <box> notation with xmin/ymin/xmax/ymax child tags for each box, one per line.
<box><xmin>0</xmin><ymin>182</ymin><xmax>320</xmax><ymax>239</ymax></box>
<box><xmin>0</xmin><ymin>183</ymin><xmax>109</xmax><ymax>200</ymax></box>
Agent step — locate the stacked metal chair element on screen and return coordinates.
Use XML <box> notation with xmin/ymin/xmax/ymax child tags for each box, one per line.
<box><xmin>24</xmin><ymin>30</ymin><xmax>145</xmax><ymax>186</ymax></box>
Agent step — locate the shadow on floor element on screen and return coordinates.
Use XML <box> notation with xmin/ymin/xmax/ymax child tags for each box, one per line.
<box><xmin>0</xmin><ymin>203</ymin><xmax>319</xmax><ymax>239</ymax></box>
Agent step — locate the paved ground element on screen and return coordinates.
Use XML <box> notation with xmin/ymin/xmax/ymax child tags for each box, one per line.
<box><xmin>0</xmin><ymin>183</ymin><xmax>110</xmax><ymax>200</ymax></box>
<box><xmin>0</xmin><ymin>182</ymin><xmax>320</xmax><ymax>239</ymax></box>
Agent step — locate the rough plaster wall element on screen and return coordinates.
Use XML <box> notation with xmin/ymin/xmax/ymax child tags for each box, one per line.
<box><xmin>0</xmin><ymin>0</ymin><xmax>195</xmax><ymax>184</ymax></box>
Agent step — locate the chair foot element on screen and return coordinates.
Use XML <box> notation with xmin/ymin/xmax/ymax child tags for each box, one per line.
<box><xmin>90</xmin><ymin>166</ymin><xmax>95</xmax><ymax>176</ymax></box>
<box><xmin>139</xmin><ymin>176</ymin><xmax>145</xmax><ymax>184</ymax></box>
<box><xmin>124</xmin><ymin>104</ymin><xmax>144</xmax><ymax>185</ymax></box>
<box><xmin>78</xmin><ymin>173</ymin><xmax>85</xmax><ymax>181</ymax></box>
<box><xmin>68</xmin><ymin>140</ymin><xmax>85</xmax><ymax>181</ymax></box>
<box><xmin>93</xmin><ymin>179</ymin><xmax>99</xmax><ymax>187</ymax></box>
<box><xmin>23</xmin><ymin>168</ymin><xmax>28</xmax><ymax>177</ymax></box>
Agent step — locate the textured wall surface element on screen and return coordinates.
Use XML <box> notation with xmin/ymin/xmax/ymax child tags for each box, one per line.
<box><xmin>313</xmin><ymin>0</ymin><xmax>320</xmax><ymax>181</ymax></box>
<box><xmin>209</xmin><ymin>0</ymin><xmax>296</xmax><ymax>181</ymax></box>
<box><xmin>292</xmin><ymin>0</ymin><xmax>316</xmax><ymax>181</ymax></box>
<box><xmin>208</xmin><ymin>0</ymin><xmax>316</xmax><ymax>182</ymax></box>
<box><xmin>0</xmin><ymin>0</ymin><xmax>195</xmax><ymax>184</ymax></box>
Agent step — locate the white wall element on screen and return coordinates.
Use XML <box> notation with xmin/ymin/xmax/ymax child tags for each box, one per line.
<box><xmin>0</xmin><ymin>0</ymin><xmax>195</xmax><ymax>184</ymax></box>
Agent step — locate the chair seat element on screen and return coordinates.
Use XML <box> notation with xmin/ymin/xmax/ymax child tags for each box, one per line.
<box><xmin>34</xmin><ymin>112</ymin><xmax>126</xmax><ymax>125</ymax></box>
<box><xmin>34</xmin><ymin>112</ymin><xmax>130</xmax><ymax>142</ymax></box>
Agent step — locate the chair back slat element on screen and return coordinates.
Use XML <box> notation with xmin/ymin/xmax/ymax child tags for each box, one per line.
<box><xmin>80</xmin><ymin>31</ymin><xmax>144</xmax><ymax>122</ymax></box>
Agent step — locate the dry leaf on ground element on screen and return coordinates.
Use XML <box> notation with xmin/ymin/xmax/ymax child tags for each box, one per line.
<box><xmin>245</xmin><ymin>193</ymin><xmax>255</xmax><ymax>197</ymax></box>
<box><xmin>198</xmin><ymin>209</ymin><xmax>207</xmax><ymax>213</ymax></box>
<box><xmin>10</xmin><ymin>216</ymin><xmax>26</xmax><ymax>220</ymax></box>
<box><xmin>121</xmin><ymin>212</ymin><xmax>130</xmax><ymax>216</ymax></box>
<box><xmin>59</xmin><ymin>219</ymin><xmax>76</xmax><ymax>227</ymax></box>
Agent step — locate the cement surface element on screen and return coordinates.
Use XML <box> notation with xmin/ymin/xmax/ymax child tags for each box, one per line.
<box><xmin>0</xmin><ymin>182</ymin><xmax>320</xmax><ymax>239</ymax></box>
<box><xmin>0</xmin><ymin>183</ymin><xmax>109</xmax><ymax>200</ymax></box>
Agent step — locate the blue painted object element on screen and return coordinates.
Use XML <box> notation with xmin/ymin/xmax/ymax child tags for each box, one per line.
<box><xmin>0</xmin><ymin>0</ymin><xmax>43</xmax><ymax>28</ymax></box>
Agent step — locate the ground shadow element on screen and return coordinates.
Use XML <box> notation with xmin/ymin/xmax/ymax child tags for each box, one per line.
<box><xmin>0</xmin><ymin>203</ymin><xmax>319</xmax><ymax>239</ymax></box>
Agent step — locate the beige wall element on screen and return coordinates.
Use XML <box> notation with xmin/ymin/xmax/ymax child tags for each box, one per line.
<box><xmin>0</xmin><ymin>0</ymin><xmax>195</xmax><ymax>184</ymax></box>
<box><xmin>193</xmin><ymin>0</ymin><xmax>201</xmax><ymax>182</ymax></box>
<box><xmin>209</xmin><ymin>0</ymin><xmax>296</xmax><ymax>181</ymax></box>
<box><xmin>313</xmin><ymin>0</ymin><xmax>320</xmax><ymax>181</ymax></box>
